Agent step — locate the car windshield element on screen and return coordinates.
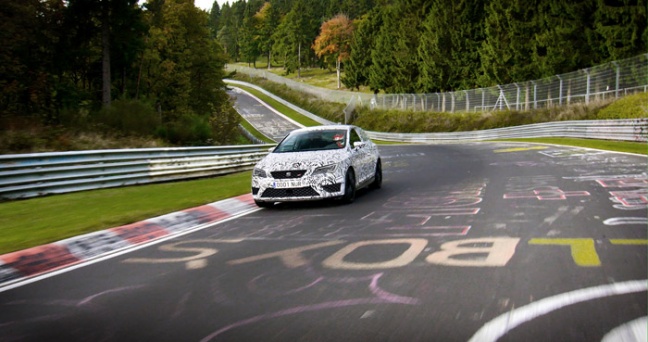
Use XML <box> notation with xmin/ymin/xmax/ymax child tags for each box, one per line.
<box><xmin>274</xmin><ymin>130</ymin><xmax>347</xmax><ymax>153</ymax></box>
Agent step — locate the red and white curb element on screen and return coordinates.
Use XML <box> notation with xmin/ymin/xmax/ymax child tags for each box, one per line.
<box><xmin>0</xmin><ymin>194</ymin><xmax>258</xmax><ymax>288</ymax></box>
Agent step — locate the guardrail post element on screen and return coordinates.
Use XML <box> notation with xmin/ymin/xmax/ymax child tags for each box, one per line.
<box><xmin>465</xmin><ymin>90</ymin><xmax>470</xmax><ymax>112</ymax></box>
<box><xmin>556</xmin><ymin>75</ymin><xmax>563</xmax><ymax>105</ymax></box>
<box><xmin>531</xmin><ymin>81</ymin><xmax>537</xmax><ymax>109</ymax></box>
<box><xmin>514</xmin><ymin>83</ymin><xmax>520</xmax><ymax>110</ymax></box>
<box><xmin>612</xmin><ymin>61</ymin><xmax>620</xmax><ymax>98</ymax></box>
<box><xmin>481</xmin><ymin>89</ymin><xmax>485</xmax><ymax>112</ymax></box>
<box><xmin>585</xmin><ymin>68</ymin><xmax>591</xmax><ymax>104</ymax></box>
<box><xmin>451</xmin><ymin>92</ymin><xmax>455</xmax><ymax>113</ymax></box>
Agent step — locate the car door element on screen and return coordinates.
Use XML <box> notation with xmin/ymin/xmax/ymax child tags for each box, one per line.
<box><xmin>350</xmin><ymin>128</ymin><xmax>372</xmax><ymax>184</ymax></box>
<box><xmin>348</xmin><ymin>128</ymin><xmax>366</xmax><ymax>184</ymax></box>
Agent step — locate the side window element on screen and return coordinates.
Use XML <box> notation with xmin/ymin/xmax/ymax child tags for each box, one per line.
<box><xmin>350</xmin><ymin>129</ymin><xmax>362</xmax><ymax>146</ymax></box>
<box><xmin>358</xmin><ymin>128</ymin><xmax>370</xmax><ymax>141</ymax></box>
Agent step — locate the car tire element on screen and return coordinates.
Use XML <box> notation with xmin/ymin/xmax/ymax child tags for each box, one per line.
<box><xmin>255</xmin><ymin>200</ymin><xmax>273</xmax><ymax>208</ymax></box>
<box><xmin>370</xmin><ymin>160</ymin><xmax>382</xmax><ymax>190</ymax></box>
<box><xmin>341</xmin><ymin>169</ymin><xmax>356</xmax><ymax>204</ymax></box>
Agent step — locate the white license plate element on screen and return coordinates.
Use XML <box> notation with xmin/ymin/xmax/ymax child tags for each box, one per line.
<box><xmin>273</xmin><ymin>180</ymin><xmax>304</xmax><ymax>188</ymax></box>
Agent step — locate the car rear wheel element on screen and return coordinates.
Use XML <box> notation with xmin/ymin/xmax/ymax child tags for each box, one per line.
<box><xmin>341</xmin><ymin>169</ymin><xmax>356</xmax><ymax>204</ymax></box>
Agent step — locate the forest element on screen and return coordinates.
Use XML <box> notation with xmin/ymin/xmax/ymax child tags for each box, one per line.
<box><xmin>215</xmin><ymin>0</ymin><xmax>646</xmax><ymax>93</ymax></box>
<box><xmin>1</xmin><ymin>0</ymin><xmax>646</xmax><ymax>149</ymax></box>
<box><xmin>1</xmin><ymin>0</ymin><xmax>239</xmax><ymax>147</ymax></box>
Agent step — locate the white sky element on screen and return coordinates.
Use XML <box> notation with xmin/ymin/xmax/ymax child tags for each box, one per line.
<box><xmin>139</xmin><ymin>1</ymin><xmax>230</xmax><ymax>11</ymax></box>
<box><xmin>194</xmin><ymin>0</ymin><xmax>231</xmax><ymax>11</ymax></box>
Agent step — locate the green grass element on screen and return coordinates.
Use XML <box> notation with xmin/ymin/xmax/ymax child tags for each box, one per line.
<box><xmin>0</xmin><ymin>172</ymin><xmax>252</xmax><ymax>255</ymax></box>
<box><xmin>230</xmin><ymin>62</ymin><xmax>375</xmax><ymax>93</ymax></box>
<box><xmin>497</xmin><ymin>137</ymin><xmax>647</xmax><ymax>155</ymax></box>
<box><xmin>596</xmin><ymin>92</ymin><xmax>648</xmax><ymax>119</ymax></box>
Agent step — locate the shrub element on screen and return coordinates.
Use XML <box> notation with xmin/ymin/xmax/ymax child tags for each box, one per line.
<box><xmin>156</xmin><ymin>114</ymin><xmax>213</xmax><ymax>146</ymax></box>
<box><xmin>596</xmin><ymin>93</ymin><xmax>648</xmax><ymax>119</ymax></box>
<box><xmin>95</xmin><ymin>99</ymin><xmax>160</xmax><ymax>136</ymax></box>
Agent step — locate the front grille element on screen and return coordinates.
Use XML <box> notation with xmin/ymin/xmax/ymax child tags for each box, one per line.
<box><xmin>252</xmin><ymin>187</ymin><xmax>259</xmax><ymax>195</ymax></box>
<box><xmin>322</xmin><ymin>183</ymin><xmax>341</xmax><ymax>192</ymax></box>
<box><xmin>271</xmin><ymin>170</ymin><xmax>306</xmax><ymax>179</ymax></box>
<box><xmin>262</xmin><ymin>187</ymin><xmax>318</xmax><ymax>198</ymax></box>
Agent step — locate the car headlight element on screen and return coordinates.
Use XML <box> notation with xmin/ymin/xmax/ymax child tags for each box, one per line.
<box><xmin>311</xmin><ymin>164</ymin><xmax>337</xmax><ymax>177</ymax></box>
<box><xmin>253</xmin><ymin>167</ymin><xmax>269</xmax><ymax>178</ymax></box>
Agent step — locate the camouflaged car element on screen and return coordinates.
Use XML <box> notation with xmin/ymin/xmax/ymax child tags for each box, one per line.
<box><xmin>251</xmin><ymin>125</ymin><xmax>382</xmax><ymax>207</ymax></box>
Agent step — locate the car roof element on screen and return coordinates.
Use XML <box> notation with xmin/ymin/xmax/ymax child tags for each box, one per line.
<box><xmin>290</xmin><ymin>125</ymin><xmax>356</xmax><ymax>134</ymax></box>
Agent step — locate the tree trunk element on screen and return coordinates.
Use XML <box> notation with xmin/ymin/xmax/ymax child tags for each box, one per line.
<box><xmin>101</xmin><ymin>1</ymin><xmax>111</xmax><ymax>108</ymax></box>
<box><xmin>297</xmin><ymin>42</ymin><xmax>301</xmax><ymax>78</ymax></box>
<box><xmin>336</xmin><ymin>59</ymin><xmax>341</xmax><ymax>89</ymax></box>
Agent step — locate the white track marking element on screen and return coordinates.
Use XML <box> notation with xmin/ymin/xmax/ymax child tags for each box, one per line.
<box><xmin>469</xmin><ymin>279</ymin><xmax>648</xmax><ymax>342</ymax></box>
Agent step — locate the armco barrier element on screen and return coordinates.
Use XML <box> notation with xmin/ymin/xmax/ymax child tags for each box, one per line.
<box><xmin>367</xmin><ymin>119</ymin><xmax>648</xmax><ymax>143</ymax></box>
<box><xmin>1</xmin><ymin>120</ymin><xmax>645</xmax><ymax>200</ymax></box>
<box><xmin>0</xmin><ymin>145</ymin><xmax>274</xmax><ymax>200</ymax></box>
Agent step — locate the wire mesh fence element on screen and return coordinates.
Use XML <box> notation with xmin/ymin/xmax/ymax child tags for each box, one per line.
<box><xmin>229</xmin><ymin>53</ymin><xmax>648</xmax><ymax>113</ymax></box>
<box><xmin>368</xmin><ymin>54</ymin><xmax>648</xmax><ymax>113</ymax></box>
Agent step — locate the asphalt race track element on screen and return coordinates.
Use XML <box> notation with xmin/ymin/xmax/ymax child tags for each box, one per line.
<box><xmin>1</xmin><ymin>142</ymin><xmax>646</xmax><ymax>341</ymax></box>
<box><xmin>229</xmin><ymin>87</ymin><xmax>302</xmax><ymax>142</ymax></box>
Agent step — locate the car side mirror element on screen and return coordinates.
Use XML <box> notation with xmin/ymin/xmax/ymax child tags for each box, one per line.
<box><xmin>353</xmin><ymin>141</ymin><xmax>365</xmax><ymax>149</ymax></box>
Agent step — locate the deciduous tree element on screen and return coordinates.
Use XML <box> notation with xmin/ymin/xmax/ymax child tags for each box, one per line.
<box><xmin>312</xmin><ymin>14</ymin><xmax>354</xmax><ymax>89</ymax></box>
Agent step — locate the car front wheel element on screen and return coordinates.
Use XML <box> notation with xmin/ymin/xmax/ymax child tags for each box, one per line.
<box><xmin>255</xmin><ymin>200</ymin><xmax>273</xmax><ymax>208</ymax></box>
<box><xmin>370</xmin><ymin>160</ymin><xmax>382</xmax><ymax>190</ymax></box>
<box><xmin>341</xmin><ymin>169</ymin><xmax>356</xmax><ymax>204</ymax></box>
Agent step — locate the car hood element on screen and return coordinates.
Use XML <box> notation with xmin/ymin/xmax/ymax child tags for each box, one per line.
<box><xmin>256</xmin><ymin>149</ymin><xmax>348</xmax><ymax>171</ymax></box>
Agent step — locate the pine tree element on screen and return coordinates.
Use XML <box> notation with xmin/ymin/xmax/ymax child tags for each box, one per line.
<box><xmin>207</xmin><ymin>1</ymin><xmax>221</xmax><ymax>38</ymax></box>
<box><xmin>593</xmin><ymin>0</ymin><xmax>647</xmax><ymax>61</ymax></box>
<box><xmin>479</xmin><ymin>0</ymin><xmax>541</xmax><ymax>86</ymax></box>
<box><xmin>534</xmin><ymin>1</ymin><xmax>597</xmax><ymax>76</ymax></box>
<box><xmin>342</xmin><ymin>9</ymin><xmax>382</xmax><ymax>90</ymax></box>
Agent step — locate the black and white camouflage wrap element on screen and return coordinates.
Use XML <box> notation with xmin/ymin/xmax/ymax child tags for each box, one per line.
<box><xmin>252</xmin><ymin>125</ymin><xmax>380</xmax><ymax>203</ymax></box>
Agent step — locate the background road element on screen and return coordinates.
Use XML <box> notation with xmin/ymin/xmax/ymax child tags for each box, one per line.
<box><xmin>229</xmin><ymin>88</ymin><xmax>302</xmax><ymax>142</ymax></box>
<box><xmin>2</xmin><ymin>143</ymin><xmax>646</xmax><ymax>341</ymax></box>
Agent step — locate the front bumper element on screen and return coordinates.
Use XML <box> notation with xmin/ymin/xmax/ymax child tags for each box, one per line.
<box><xmin>252</xmin><ymin>176</ymin><xmax>344</xmax><ymax>202</ymax></box>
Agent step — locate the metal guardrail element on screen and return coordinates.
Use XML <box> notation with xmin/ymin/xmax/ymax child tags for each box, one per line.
<box><xmin>367</xmin><ymin>119</ymin><xmax>648</xmax><ymax>143</ymax></box>
<box><xmin>2</xmin><ymin>87</ymin><xmax>645</xmax><ymax>201</ymax></box>
<box><xmin>0</xmin><ymin>145</ymin><xmax>274</xmax><ymax>200</ymax></box>
<box><xmin>1</xmin><ymin>120</ymin><xmax>644</xmax><ymax>200</ymax></box>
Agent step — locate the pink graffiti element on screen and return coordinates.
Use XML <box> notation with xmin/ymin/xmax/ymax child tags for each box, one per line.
<box><xmin>386</xmin><ymin>225</ymin><xmax>471</xmax><ymax>236</ymax></box>
<box><xmin>504</xmin><ymin>187</ymin><xmax>590</xmax><ymax>201</ymax></box>
<box><xmin>609</xmin><ymin>189</ymin><xmax>648</xmax><ymax>210</ymax></box>
<box><xmin>201</xmin><ymin>273</ymin><xmax>419</xmax><ymax>341</ymax></box>
<box><xmin>597</xmin><ymin>177</ymin><xmax>648</xmax><ymax>188</ymax></box>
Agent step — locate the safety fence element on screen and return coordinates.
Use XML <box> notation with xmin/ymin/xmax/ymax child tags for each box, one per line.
<box><xmin>231</xmin><ymin>54</ymin><xmax>648</xmax><ymax>113</ymax></box>
<box><xmin>0</xmin><ymin>145</ymin><xmax>273</xmax><ymax>200</ymax></box>
<box><xmin>367</xmin><ymin>119</ymin><xmax>648</xmax><ymax>143</ymax></box>
<box><xmin>226</xmin><ymin>80</ymin><xmax>648</xmax><ymax>144</ymax></box>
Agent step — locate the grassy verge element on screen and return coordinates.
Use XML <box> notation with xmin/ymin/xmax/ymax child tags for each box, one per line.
<box><xmin>0</xmin><ymin>172</ymin><xmax>252</xmax><ymax>255</ymax></box>
<box><xmin>497</xmin><ymin>137</ymin><xmax>647</xmax><ymax>155</ymax></box>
